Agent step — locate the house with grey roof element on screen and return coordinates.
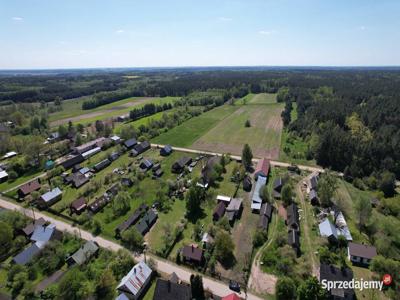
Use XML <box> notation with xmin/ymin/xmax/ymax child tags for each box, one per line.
<box><xmin>251</xmin><ymin>175</ymin><xmax>266</xmax><ymax>211</ymax></box>
<box><xmin>67</xmin><ymin>240</ymin><xmax>99</xmax><ymax>266</ymax></box>
<box><xmin>39</xmin><ymin>188</ymin><xmax>62</xmax><ymax>207</ymax></box>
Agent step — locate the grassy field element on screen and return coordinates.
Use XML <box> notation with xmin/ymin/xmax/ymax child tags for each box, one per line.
<box><xmin>49</xmin><ymin>96</ymin><xmax>178</xmax><ymax>127</ymax></box>
<box><xmin>152</xmin><ymin>105</ymin><xmax>238</xmax><ymax>147</ymax></box>
<box><xmin>192</xmin><ymin>96</ymin><xmax>284</xmax><ymax>159</ymax></box>
<box><xmin>249</xmin><ymin>93</ymin><xmax>278</xmax><ymax>104</ymax></box>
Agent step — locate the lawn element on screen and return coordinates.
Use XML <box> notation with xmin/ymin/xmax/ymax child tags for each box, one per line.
<box><xmin>152</xmin><ymin>105</ymin><xmax>239</xmax><ymax>147</ymax></box>
<box><xmin>191</xmin><ymin>102</ymin><xmax>284</xmax><ymax>159</ymax></box>
<box><xmin>0</xmin><ymin>168</ymin><xmax>44</xmax><ymax>193</ymax></box>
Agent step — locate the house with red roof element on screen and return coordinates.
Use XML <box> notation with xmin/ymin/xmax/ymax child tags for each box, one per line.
<box><xmin>254</xmin><ymin>158</ymin><xmax>270</xmax><ymax>180</ymax></box>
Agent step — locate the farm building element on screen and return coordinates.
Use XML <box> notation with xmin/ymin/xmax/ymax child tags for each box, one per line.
<box><xmin>319</xmin><ymin>264</ymin><xmax>354</xmax><ymax>300</ymax></box>
<box><xmin>171</xmin><ymin>157</ymin><xmax>192</xmax><ymax>173</ymax></box>
<box><xmin>153</xmin><ymin>278</ymin><xmax>192</xmax><ymax>300</ymax></box>
<box><xmin>88</xmin><ymin>195</ymin><xmax>110</xmax><ymax>213</ymax></box>
<box><xmin>254</xmin><ymin>158</ymin><xmax>270</xmax><ymax>180</ymax></box>
<box><xmin>226</xmin><ymin>198</ymin><xmax>243</xmax><ymax>223</ymax></box>
<box><xmin>140</xmin><ymin>159</ymin><xmax>153</xmax><ymax>171</ymax></box>
<box><xmin>131</xmin><ymin>141</ymin><xmax>151</xmax><ymax>156</ymax></box>
<box><xmin>115</xmin><ymin>204</ymin><xmax>148</xmax><ymax>237</ymax></box>
<box><xmin>160</xmin><ymin>144</ymin><xmax>173</xmax><ymax>156</ymax></box>
<box><xmin>272</xmin><ymin>177</ymin><xmax>284</xmax><ymax>198</ymax></box>
<box><xmin>135</xmin><ymin>209</ymin><xmax>158</xmax><ymax>236</ymax></box>
<box><xmin>243</xmin><ymin>175</ymin><xmax>252</xmax><ymax>192</ymax></box>
<box><xmin>71</xmin><ymin>173</ymin><xmax>89</xmax><ymax>188</ymax></box>
<box><xmin>213</xmin><ymin>201</ymin><xmax>226</xmax><ymax>221</ymax></box>
<box><xmin>348</xmin><ymin>242</ymin><xmax>377</xmax><ymax>267</ymax></box>
<box><xmin>153</xmin><ymin>169</ymin><xmax>164</xmax><ymax>178</ymax></box>
<box><xmin>288</xmin><ymin>229</ymin><xmax>300</xmax><ymax>255</ymax></box>
<box><xmin>334</xmin><ymin>211</ymin><xmax>353</xmax><ymax>241</ymax></box>
<box><xmin>82</xmin><ymin>146</ymin><xmax>101</xmax><ymax>159</ymax></box>
<box><xmin>39</xmin><ymin>188</ymin><xmax>62</xmax><ymax>207</ymax></box>
<box><xmin>182</xmin><ymin>245</ymin><xmax>204</xmax><ymax>265</ymax></box>
<box><xmin>67</xmin><ymin>240</ymin><xmax>99</xmax><ymax>266</ymax></box>
<box><xmin>70</xmin><ymin>197</ymin><xmax>87</xmax><ymax>215</ymax></box>
<box><xmin>116</xmin><ymin>261</ymin><xmax>153</xmax><ymax>300</ymax></box>
<box><xmin>309</xmin><ymin>189</ymin><xmax>319</xmax><ymax>205</ymax></box>
<box><xmin>3</xmin><ymin>151</ymin><xmax>17</xmax><ymax>159</ymax></box>
<box><xmin>251</xmin><ymin>175</ymin><xmax>266</xmax><ymax>211</ymax></box>
<box><xmin>18</xmin><ymin>179</ymin><xmax>41</xmax><ymax>198</ymax></box>
<box><xmin>0</xmin><ymin>170</ymin><xmax>8</xmax><ymax>183</ymax></box>
<box><xmin>286</xmin><ymin>203</ymin><xmax>300</xmax><ymax>231</ymax></box>
<box><xmin>124</xmin><ymin>138</ymin><xmax>137</xmax><ymax>149</ymax></box>
<box><xmin>74</xmin><ymin>137</ymin><xmax>107</xmax><ymax>154</ymax></box>
<box><xmin>201</xmin><ymin>232</ymin><xmax>215</xmax><ymax>248</ymax></box>
<box><xmin>94</xmin><ymin>159</ymin><xmax>111</xmax><ymax>172</ymax></box>
<box><xmin>79</xmin><ymin>167</ymin><xmax>90</xmax><ymax>175</ymax></box>
<box><xmin>61</xmin><ymin>154</ymin><xmax>84</xmax><ymax>170</ymax></box>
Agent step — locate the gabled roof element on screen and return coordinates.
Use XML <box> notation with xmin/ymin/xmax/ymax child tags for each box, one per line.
<box><xmin>288</xmin><ymin>229</ymin><xmax>300</xmax><ymax>248</ymax></box>
<box><xmin>182</xmin><ymin>245</ymin><xmax>203</xmax><ymax>262</ymax></box>
<box><xmin>88</xmin><ymin>195</ymin><xmax>110</xmax><ymax>213</ymax></box>
<box><xmin>160</xmin><ymin>144</ymin><xmax>173</xmax><ymax>155</ymax></box>
<box><xmin>260</xmin><ymin>203</ymin><xmax>273</xmax><ymax>219</ymax></box>
<box><xmin>82</xmin><ymin>146</ymin><xmax>101</xmax><ymax>159</ymax></box>
<box><xmin>0</xmin><ymin>170</ymin><xmax>8</xmax><ymax>179</ymax></box>
<box><xmin>13</xmin><ymin>243</ymin><xmax>41</xmax><ymax>265</ymax></box>
<box><xmin>40</xmin><ymin>188</ymin><xmax>62</xmax><ymax>203</ymax></box>
<box><xmin>273</xmin><ymin>178</ymin><xmax>283</xmax><ymax>191</ymax></box>
<box><xmin>71</xmin><ymin>197</ymin><xmax>86</xmax><ymax>212</ymax></box>
<box><xmin>117</xmin><ymin>261</ymin><xmax>152</xmax><ymax>297</ymax></box>
<box><xmin>124</xmin><ymin>138</ymin><xmax>137</xmax><ymax>148</ymax></box>
<box><xmin>140</xmin><ymin>159</ymin><xmax>153</xmax><ymax>170</ymax></box>
<box><xmin>19</xmin><ymin>179</ymin><xmax>41</xmax><ymax>196</ymax></box>
<box><xmin>227</xmin><ymin>198</ymin><xmax>243</xmax><ymax>212</ymax></box>
<box><xmin>172</xmin><ymin>157</ymin><xmax>192</xmax><ymax>170</ymax></box>
<box><xmin>254</xmin><ymin>158</ymin><xmax>270</xmax><ymax>178</ymax></box>
<box><xmin>72</xmin><ymin>173</ymin><xmax>89</xmax><ymax>188</ymax></box>
<box><xmin>31</xmin><ymin>224</ymin><xmax>56</xmax><ymax>248</ymax></box>
<box><xmin>22</xmin><ymin>218</ymin><xmax>46</xmax><ymax>236</ymax></box>
<box><xmin>251</xmin><ymin>175</ymin><xmax>266</xmax><ymax>210</ymax></box>
<box><xmin>348</xmin><ymin>242</ymin><xmax>377</xmax><ymax>259</ymax></box>
<box><xmin>153</xmin><ymin>279</ymin><xmax>192</xmax><ymax>300</ymax></box>
<box><xmin>310</xmin><ymin>175</ymin><xmax>318</xmax><ymax>189</ymax></box>
<box><xmin>68</xmin><ymin>241</ymin><xmax>99</xmax><ymax>265</ymax></box>
<box><xmin>61</xmin><ymin>154</ymin><xmax>84</xmax><ymax>170</ymax></box>
<box><xmin>309</xmin><ymin>189</ymin><xmax>318</xmax><ymax>200</ymax></box>
<box><xmin>213</xmin><ymin>201</ymin><xmax>226</xmax><ymax>219</ymax></box>
<box><xmin>287</xmin><ymin>203</ymin><xmax>299</xmax><ymax>227</ymax></box>
<box><xmin>135</xmin><ymin>210</ymin><xmax>158</xmax><ymax>236</ymax></box>
<box><xmin>79</xmin><ymin>167</ymin><xmax>90</xmax><ymax>175</ymax></box>
<box><xmin>94</xmin><ymin>159</ymin><xmax>111</xmax><ymax>171</ymax></box>
<box><xmin>319</xmin><ymin>219</ymin><xmax>338</xmax><ymax>239</ymax></box>
<box><xmin>259</xmin><ymin>215</ymin><xmax>269</xmax><ymax>230</ymax></box>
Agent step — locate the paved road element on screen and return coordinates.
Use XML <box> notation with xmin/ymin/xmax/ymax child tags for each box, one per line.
<box><xmin>151</xmin><ymin>143</ymin><xmax>325</xmax><ymax>173</ymax></box>
<box><xmin>0</xmin><ymin>197</ymin><xmax>263</xmax><ymax>300</ymax></box>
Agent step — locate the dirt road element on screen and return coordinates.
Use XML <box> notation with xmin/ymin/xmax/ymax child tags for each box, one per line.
<box><xmin>0</xmin><ymin>197</ymin><xmax>263</xmax><ymax>300</ymax></box>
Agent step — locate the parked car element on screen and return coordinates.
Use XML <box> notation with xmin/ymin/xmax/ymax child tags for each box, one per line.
<box><xmin>229</xmin><ymin>280</ymin><xmax>240</xmax><ymax>292</ymax></box>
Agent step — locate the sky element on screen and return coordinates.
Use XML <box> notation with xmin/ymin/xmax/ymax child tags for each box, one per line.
<box><xmin>0</xmin><ymin>0</ymin><xmax>399</xmax><ymax>69</ymax></box>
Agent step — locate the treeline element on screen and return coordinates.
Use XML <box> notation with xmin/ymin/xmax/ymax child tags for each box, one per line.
<box><xmin>82</xmin><ymin>88</ymin><xmax>145</xmax><ymax>110</ymax></box>
<box><xmin>129</xmin><ymin>103</ymin><xmax>173</xmax><ymax>120</ymax></box>
<box><xmin>0</xmin><ymin>74</ymin><xmax>126</xmax><ymax>103</ymax></box>
<box><xmin>281</xmin><ymin>70</ymin><xmax>400</xmax><ymax>186</ymax></box>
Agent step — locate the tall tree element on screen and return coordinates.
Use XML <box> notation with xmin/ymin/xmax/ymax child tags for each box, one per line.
<box><xmin>0</xmin><ymin>221</ymin><xmax>13</xmax><ymax>257</ymax></box>
<box><xmin>190</xmin><ymin>274</ymin><xmax>205</xmax><ymax>300</ymax></box>
<box><xmin>317</xmin><ymin>171</ymin><xmax>337</xmax><ymax>207</ymax></box>
<box><xmin>242</xmin><ymin>144</ymin><xmax>253</xmax><ymax>170</ymax></box>
<box><xmin>281</xmin><ymin>184</ymin><xmax>293</xmax><ymax>206</ymax></box>
<box><xmin>214</xmin><ymin>231</ymin><xmax>235</xmax><ymax>263</ymax></box>
<box><xmin>296</xmin><ymin>277</ymin><xmax>327</xmax><ymax>300</ymax></box>
<box><xmin>185</xmin><ymin>186</ymin><xmax>203</xmax><ymax>220</ymax></box>
<box><xmin>354</xmin><ymin>197</ymin><xmax>372</xmax><ymax>233</ymax></box>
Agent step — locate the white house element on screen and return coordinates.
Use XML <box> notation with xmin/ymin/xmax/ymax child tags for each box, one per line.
<box><xmin>116</xmin><ymin>261</ymin><xmax>152</xmax><ymax>299</ymax></box>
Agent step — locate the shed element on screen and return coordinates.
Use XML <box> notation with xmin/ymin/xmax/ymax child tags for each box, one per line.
<box><xmin>226</xmin><ymin>198</ymin><xmax>243</xmax><ymax>223</ymax></box>
<box><xmin>94</xmin><ymin>159</ymin><xmax>111</xmax><ymax>172</ymax></box>
<box><xmin>22</xmin><ymin>217</ymin><xmax>46</xmax><ymax>236</ymax></box>
<box><xmin>319</xmin><ymin>219</ymin><xmax>338</xmax><ymax>242</ymax></box>
<box><xmin>140</xmin><ymin>159</ymin><xmax>153</xmax><ymax>171</ymax></box>
<box><xmin>0</xmin><ymin>170</ymin><xmax>8</xmax><ymax>183</ymax></box>
<box><xmin>286</xmin><ymin>203</ymin><xmax>299</xmax><ymax>231</ymax></box>
<box><xmin>213</xmin><ymin>202</ymin><xmax>226</xmax><ymax>221</ymax></box>
<box><xmin>61</xmin><ymin>154</ymin><xmax>84</xmax><ymax>170</ymax></box>
<box><xmin>288</xmin><ymin>229</ymin><xmax>300</xmax><ymax>254</ymax></box>
<box><xmin>251</xmin><ymin>175</ymin><xmax>266</xmax><ymax>211</ymax></box>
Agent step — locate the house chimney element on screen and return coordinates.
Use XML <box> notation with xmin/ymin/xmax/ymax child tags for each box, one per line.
<box><xmin>191</xmin><ymin>245</ymin><xmax>194</xmax><ymax>252</ymax></box>
<box><xmin>168</xmin><ymin>280</ymin><xmax>171</xmax><ymax>293</ymax></box>
<box><xmin>134</xmin><ymin>268</ymin><xmax>136</xmax><ymax>274</ymax></box>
